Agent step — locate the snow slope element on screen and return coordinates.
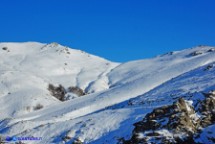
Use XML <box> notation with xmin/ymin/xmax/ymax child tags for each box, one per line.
<box><xmin>0</xmin><ymin>43</ymin><xmax>215</xmax><ymax>144</ymax></box>
<box><xmin>0</xmin><ymin>42</ymin><xmax>118</xmax><ymax>118</ymax></box>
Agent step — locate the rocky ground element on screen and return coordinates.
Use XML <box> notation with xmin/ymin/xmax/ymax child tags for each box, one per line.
<box><xmin>125</xmin><ymin>91</ymin><xmax>215</xmax><ymax>144</ymax></box>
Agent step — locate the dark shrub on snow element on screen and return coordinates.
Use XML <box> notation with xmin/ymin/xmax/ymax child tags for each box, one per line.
<box><xmin>48</xmin><ymin>84</ymin><xmax>66</xmax><ymax>101</ymax></box>
<box><xmin>68</xmin><ymin>86</ymin><xmax>85</xmax><ymax>96</ymax></box>
<box><xmin>33</xmin><ymin>104</ymin><xmax>43</xmax><ymax>110</ymax></box>
<box><xmin>2</xmin><ymin>47</ymin><xmax>8</xmax><ymax>50</ymax></box>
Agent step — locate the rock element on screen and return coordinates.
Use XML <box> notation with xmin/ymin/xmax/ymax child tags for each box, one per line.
<box><xmin>125</xmin><ymin>91</ymin><xmax>215</xmax><ymax>144</ymax></box>
<box><xmin>204</xmin><ymin>64</ymin><xmax>214</xmax><ymax>71</ymax></box>
<box><xmin>190</xmin><ymin>51</ymin><xmax>203</xmax><ymax>56</ymax></box>
<box><xmin>62</xmin><ymin>135</ymin><xmax>71</xmax><ymax>142</ymax></box>
<box><xmin>72</xmin><ymin>138</ymin><xmax>83</xmax><ymax>144</ymax></box>
<box><xmin>208</xmin><ymin>48</ymin><xmax>215</xmax><ymax>52</ymax></box>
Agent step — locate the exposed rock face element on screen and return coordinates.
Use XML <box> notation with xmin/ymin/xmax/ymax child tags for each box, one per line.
<box><xmin>125</xmin><ymin>91</ymin><xmax>215</xmax><ymax>144</ymax></box>
<box><xmin>199</xmin><ymin>91</ymin><xmax>215</xmax><ymax>127</ymax></box>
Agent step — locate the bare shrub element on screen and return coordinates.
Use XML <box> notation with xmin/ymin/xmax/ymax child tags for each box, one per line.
<box><xmin>68</xmin><ymin>86</ymin><xmax>85</xmax><ymax>96</ymax></box>
<box><xmin>48</xmin><ymin>84</ymin><xmax>66</xmax><ymax>101</ymax></box>
<box><xmin>2</xmin><ymin>47</ymin><xmax>7</xmax><ymax>50</ymax></box>
<box><xmin>48</xmin><ymin>84</ymin><xmax>86</xmax><ymax>101</ymax></box>
<box><xmin>34</xmin><ymin>104</ymin><xmax>43</xmax><ymax>110</ymax></box>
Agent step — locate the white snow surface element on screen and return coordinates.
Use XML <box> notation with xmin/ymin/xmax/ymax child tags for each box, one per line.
<box><xmin>0</xmin><ymin>42</ymin><xmax>215</xmax><ymax>143</ymax></box>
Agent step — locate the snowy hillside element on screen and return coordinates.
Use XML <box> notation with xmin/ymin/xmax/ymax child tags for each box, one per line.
<box><xmin>0</xmin><ymin>43</ymin><xmax>215</xmax><ymax>144</ymax></box>
<box><xmin>0</xmin><ymin>42</ymin><xmax>118</xmax><ymax>118</ymax></box>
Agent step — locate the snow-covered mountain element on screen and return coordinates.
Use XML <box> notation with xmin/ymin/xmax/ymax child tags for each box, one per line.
<box><xmin>0</xmin><ymin>42</ymin><xmax>118</xmax><ymax>118</ymax></box>
<box><xmin>0</xmin><ymin>42</ymin><xmax>215</xmax><ymax>144</ymax></box>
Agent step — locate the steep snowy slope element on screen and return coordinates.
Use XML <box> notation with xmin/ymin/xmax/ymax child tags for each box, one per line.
<box><xmin>125</xmin><ymin>62</ymin><xmax>215</xmax><ymax>143</ymax></box>
<box><xmin>0</xmin><ymin>42</ymin><xmax>118</xmax><ymax>118</ymax></box>
<box><xmin>0</xmin><ymin>44</ymin><xmax>215</xmax><ymax>144</ymax></box>
<box><xmin>12</xmin><ymin>46</ymin><xmax>215</xmax><ymax>122</ymax></box>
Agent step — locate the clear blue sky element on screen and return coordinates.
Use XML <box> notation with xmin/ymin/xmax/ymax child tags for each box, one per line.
<box><xmin>0</xmin><ymin>0</ymin><xmax>215</xmax><ymax>62</ymax></box>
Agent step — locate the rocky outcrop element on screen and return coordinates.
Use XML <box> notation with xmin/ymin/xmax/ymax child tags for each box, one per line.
<box><xmin>199</xmin><ymin>91</ymin><xmax>215</xmax><ymax>127</ymax></box>
<box><xmin>125</xmin><ymin>90</ymin><xmax>215</xmax><ymax>144</ymax></box>
<box><xmin>190</xmin><ymin>51</ymin><xmax>203</xmax><ymax>56</ymax></box>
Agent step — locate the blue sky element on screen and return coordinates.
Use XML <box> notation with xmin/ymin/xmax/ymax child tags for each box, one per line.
<box><xmin>0</xmin><ymin>0</ymin><xmax>215</xmax><ymax>62</ymax></box>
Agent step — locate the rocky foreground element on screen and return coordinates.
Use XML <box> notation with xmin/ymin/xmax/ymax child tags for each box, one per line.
<box><xmin>125</xmin><ymin>91</ymin><xmax>215</xmax><ymax>144</ymax></box>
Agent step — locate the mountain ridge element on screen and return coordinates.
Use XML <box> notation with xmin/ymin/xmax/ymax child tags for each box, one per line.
<box><xmin>0</xmin><ymin>42</ymin><xmax>215</xmax><ymax>144</ymax></box>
